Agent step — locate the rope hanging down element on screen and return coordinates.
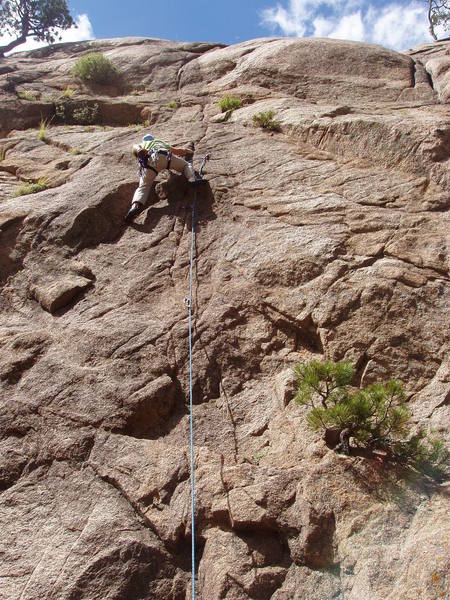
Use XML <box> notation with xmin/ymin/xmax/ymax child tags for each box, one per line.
<box><xmin>187</xmin><ymin>153</ymin><xmax>210</xmax><ymax>600</ymax></box>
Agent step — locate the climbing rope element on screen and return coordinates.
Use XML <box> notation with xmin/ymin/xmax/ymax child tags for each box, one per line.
<box><xmin>187</xmin><ymin>153</ymin><xmax>209</xmax><ymax>600</ymax></box>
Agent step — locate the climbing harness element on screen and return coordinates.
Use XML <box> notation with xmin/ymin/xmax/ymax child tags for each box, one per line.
<box><xmin>187</xmin><ymin>153</ymin><xmax>210</xmax><ymax>600</ymax></box>
<box><xmin>137</xmin><ymin>149</ymin><xmax>157</xmax><ymax>178</ymax></box>
<box><xmin>137</xmin><ymin>148</ymin><xmax>172</xmax><ymax>177</ymax></box>
<box><xmin>158</xmin><ymin>149</ymin><xmax>172</xmax><ymax>170</ymax></box>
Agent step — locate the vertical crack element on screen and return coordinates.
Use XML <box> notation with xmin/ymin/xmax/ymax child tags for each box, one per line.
<box><xmin>219</xmin><ymin>454</ymin><xmax>235</xmax><ymax>528</ymax></box>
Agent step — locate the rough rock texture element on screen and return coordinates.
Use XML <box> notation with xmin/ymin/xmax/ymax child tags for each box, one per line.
<box><xmin>0</xmin><ymin>36</ymin><xmax>449</xmax><ymax>600</ymax></box>
<box><xmin>409</xmin><ymin>39</ymin><xmax>450</xmax><ymax>103</ymax></box>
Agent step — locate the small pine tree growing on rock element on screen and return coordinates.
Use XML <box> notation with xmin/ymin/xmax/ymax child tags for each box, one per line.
<box><xmin>294</xmin><ymin>359</ymin><xmax>448</xmax><ymax>480</ymax></box>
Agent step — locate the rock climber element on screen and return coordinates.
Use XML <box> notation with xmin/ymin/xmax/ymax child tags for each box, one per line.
<box><xmin>125</xmin><ymin>134</ymin><xmax>204</xmax><ymax>222</ymax></box>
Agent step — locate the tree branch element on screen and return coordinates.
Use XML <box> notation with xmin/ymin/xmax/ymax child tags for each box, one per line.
<box><xmin>0</xmin><ymin>32</ymin><xmax>27</xmax><ymax>55</ymax></box>
<box><xmin>428</xmin><ymin>0</ymin><xmax>439</xmax><ymax>40</ymax></box>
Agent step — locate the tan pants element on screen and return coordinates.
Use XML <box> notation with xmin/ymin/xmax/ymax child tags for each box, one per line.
<box><xmin>131</xmin><ymin>152</ymin><xmax>195</xmax><ymax>206</ymax></box>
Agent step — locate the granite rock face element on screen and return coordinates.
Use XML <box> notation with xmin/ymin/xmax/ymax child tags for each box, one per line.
<box><xmin>0</xmin><ymin>36</ymin><xmax>449</xmax><ymax>600</ymax></box>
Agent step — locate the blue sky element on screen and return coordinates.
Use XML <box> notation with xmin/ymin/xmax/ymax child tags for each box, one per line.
<box><xmin>67</xmin><ymin>0</ymin><xmax>269</xmax><ymax>45</ymax></box>
<box><xmin>1</xmin><ymin>0</ymin><xmax>445</xmax><ymax>54</ymax></box>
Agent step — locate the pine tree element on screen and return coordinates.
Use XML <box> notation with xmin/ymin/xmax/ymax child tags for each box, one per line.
<box><xmin>294</xmin><ymin>359</ymin><xmax>448</xmax><ymax>480</ymax></box>
<box><xmin>0</xmin><ymin>0</ymin><xmax>75</xmax><ymax>56</ymax></box>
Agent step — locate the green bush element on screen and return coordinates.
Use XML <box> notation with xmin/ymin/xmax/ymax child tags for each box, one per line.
<box><xmin>252</xmin><ymin>110</ymin><xmax>281</xmax><ymax>131</ymax></box>
<box><xmin>168</xmin><ymin>100</ymin><xmax>179</xmax><ymax>110</ymax></box>
<box><xmin>294</xmin><ymin>359</ymin><xmax>449</xmax><ymax>480</ymax></box>
<box><xmin>72</xmin><ymin>52</ymin><xmax>117</xmax><ymax>85</ymax></box>
<box><xmin>55</xmin><ymin>101</ymin><xmax>99</xmax><ymax>124</ymax></box>
<box><xmin>218</xmin><ymin>95</ymin><xmax>241</xmax><ymax>113</ymax></box>
<box><xmin>72</xmin><ymin>103</ymin><xmax>100</xmax><ymax>125</ymax></box>
<box><xmin>14</xmin><ymin>177</ymin><xmax>49</xmax><ymax>197</ymax></box>
<box><xmin>390</xmin><ymin>430</ymin><xmax>449</xmax><ymax>481</ymax></box>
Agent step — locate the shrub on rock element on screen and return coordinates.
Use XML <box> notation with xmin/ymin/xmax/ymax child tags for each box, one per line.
<box><xmin>218</xmin><ymin>95</ymin><xmax>241</xmax><ymax>112</ymax></box>
<box><xmin>72</xmin><ymin>52</ymin><xmax>118</xmax><ymax>85</ymax></box>
<box><xmin>73</xmin><ymin>103</ymin><xmax>100</xmax><ymax>124</ymax></box>
<box><xmin>294</xmin><ymin>359</ymin><xmax>448</xmax><ymax>480</ymax></box>
<box><xmin>252</xmin><ymin>110</ymin><xmax>281</xmax><ymax>131</ymax></box>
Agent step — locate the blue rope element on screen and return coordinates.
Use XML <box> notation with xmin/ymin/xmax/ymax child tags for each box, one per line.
<box><xmin>188</xmin><ymin>186</ymin><xmax>197</xmax><ymax>600</ymax></box>
<box><xmin>187</xmin><ymin>153</ymin><xmax>209</xmax><ymax>599</ymax></box>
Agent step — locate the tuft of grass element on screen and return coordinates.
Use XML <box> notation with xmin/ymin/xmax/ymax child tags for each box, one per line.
<box><xmin>0</xmin><ymin>147</ymin><xmax>5</xmax><ymax>162</ymax></box>
<box><xmin>218</xmin><ymin>95</ymin><xmax>241</xmax><ymax>113</ymax></box>
<box><xmin>69</xmin><ymin>147</ymin><xmax>84</xmax><ymax>155</ymax></box>
<box><xmin>38</xmin><ymin>119</ymin><xmax>50</xmax><ymax>141</ymax></box>
<box><xmin>252</xmin><ymin>110</ymin><xmax>281</xmax><ymax>132</ymax></box>
<box><xmin>143</xmin><ymin>119</ymin><xmax>150</xmax><ymax>127</ymax></box>
<box><xmin>72</xmin><ymin>52</ymin><xmax>118</xmax><ymax>85</ymax></box>
<box><xmin>61</xmin><ymin>86</ymin><xmax>76</xmax><ymax>99</ymax></box>
<box><xmin>17</xmin><ymin>90</ymin><xmax>39</xmax><ymax>101</ymax></box>
<box><xmin>14</xmin><ymin>177</ymin><xmax>50</xmax><ymax>197</ymax></box>
<box><xmin>168</xmin><ymin>100</ymin><xmax>179</xmax><ymax>110</ymax></box>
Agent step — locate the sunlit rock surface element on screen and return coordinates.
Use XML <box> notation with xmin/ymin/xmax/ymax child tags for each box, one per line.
<box><xmin>0</xmin><ymin>36</ymin><xmax>449</xmax><ymax>600</ymax></box>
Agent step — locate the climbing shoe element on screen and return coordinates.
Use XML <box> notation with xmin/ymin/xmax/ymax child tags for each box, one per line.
<box><xmin>124</xmin><ymin>203</ymin><xmax>142</xmax><ymax>222</ymax></box>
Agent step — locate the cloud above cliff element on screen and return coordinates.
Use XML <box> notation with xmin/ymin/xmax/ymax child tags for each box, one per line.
<box><xmin>0</xmin><ymin>14</ymin><xmax>94</xmax><ymax>55</ymax></box>
<box><xmin>261</xmin><ymin>0</ymin><xmax>437</xmax><ymax>50</ymax></box>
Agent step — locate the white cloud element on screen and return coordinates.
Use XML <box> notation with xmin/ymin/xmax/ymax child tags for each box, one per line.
<box><xmin>312</xmin><ymin>11</ymin><xmax>365</xmax><ymax>42</ymax></box>
<box><xmin>329</xmin><ymin>11</ymin><xmax>365</xmax><ymax>41</ymax></box>
<box><xmin>313</xmin><ymin>16</ymin><xmax>335</xmax><ymax>37</ymax></box>
<box><xmin>261</xmin><ymin>1</ymin><xmax>438</xmax><ymax>50</ymax></box>
<box><xmin>262</xmin><ymin>2</ymin><xmax>308</xmax><ymax>36</ymax></box>
<box><xmin>369</xmin><ymin>4</ymin><xmax>429</xmax><ymax>49</ymax></box>
<box><xmin>59</xmin><ymin>14</ymin><xmax>94</xmax><ymax>44</ymax></box>
<box><xmin>1</xmin><ymin>13</ymin><xmax>94</xmax><ymax>55</ymax></box>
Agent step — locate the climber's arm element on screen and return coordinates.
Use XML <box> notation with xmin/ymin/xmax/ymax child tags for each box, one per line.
<box><xmin>170</xmin><ymin>145</ymin><xmax>193</xmax><ymax>158</ymax></box>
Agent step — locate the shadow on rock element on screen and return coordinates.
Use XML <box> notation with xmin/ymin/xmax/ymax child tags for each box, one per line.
<box><xmin>63</xmin><ymin>181</ymin><xmax>136</xmax><ymax>250</ymax></box>
<box><xmin>0</xmin><ymin>214</ymin><xmax>26</xmax><ymax>284</ymax></box>
<box><xmin>131</xmin><ymin>176</ymin><xmax>216</xmax><ymax>235</ymax></box>
<box><xmin>107</xmin><ymin>374</ymin><xmax>189</xmax><ymax>441</ymax></box>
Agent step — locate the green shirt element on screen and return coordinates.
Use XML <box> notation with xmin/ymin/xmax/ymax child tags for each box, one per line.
<box><xmin>140</xmin><ymin>139</ymin><xmax>170</xmax><ymax>154</ymax></box>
